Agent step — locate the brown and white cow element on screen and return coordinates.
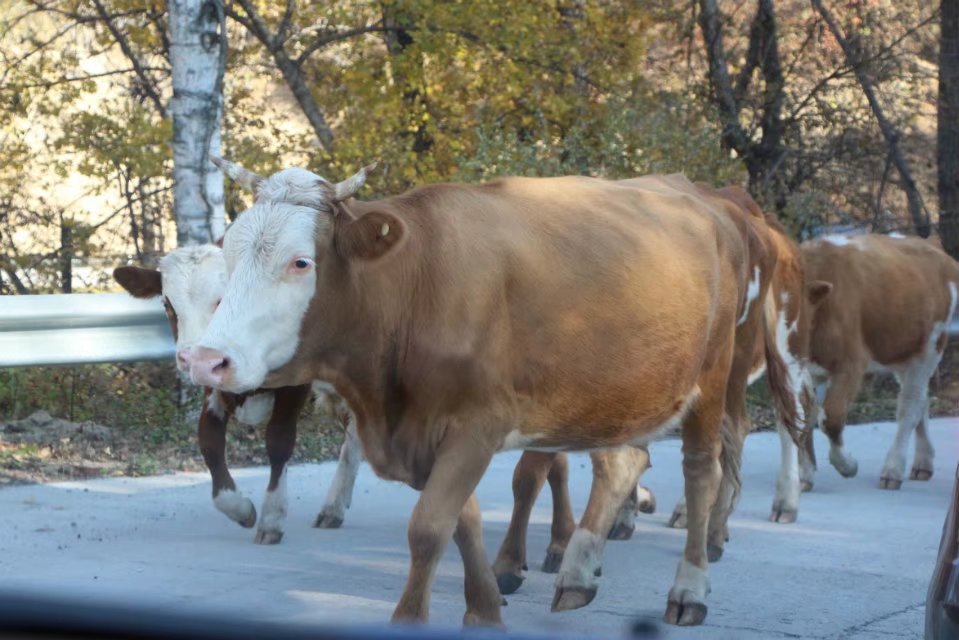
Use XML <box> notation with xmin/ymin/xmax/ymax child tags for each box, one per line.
<box><xmin>115</xmin><ymin>247</ymin><xmax>317</xmax><ymax>544</ymax></box>
<box><xmin>188</xmin><ymin>160</ymin><xmax>801</xmax><ymax>627</ymax></box>
<box><xmin>492</xmin><ymin>178</ymin><xmax>808</xmax><ymax>609</ymax></box>
<box><xmin>800</xmin><ymin>233</ymin><xmax>959</xmax><ymax>489</ymax></box>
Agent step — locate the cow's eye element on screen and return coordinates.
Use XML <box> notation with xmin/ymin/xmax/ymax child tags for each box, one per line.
<box><xmin>291</xmin><ymin>257</ymin><xmax>314</xmax><ymax>271</ymax></box>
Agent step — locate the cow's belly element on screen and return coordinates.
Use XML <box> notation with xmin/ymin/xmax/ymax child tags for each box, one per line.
<box><xmin>500</xmin><ymin>384</ymin><xmax>700</xmax><ymax>452</ymax></box>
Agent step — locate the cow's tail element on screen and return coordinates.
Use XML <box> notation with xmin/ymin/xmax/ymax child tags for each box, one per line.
<box><xmin>762</xmin><ymin>294</ymin><xmax>809</xmax><ymax>449</ymax></box>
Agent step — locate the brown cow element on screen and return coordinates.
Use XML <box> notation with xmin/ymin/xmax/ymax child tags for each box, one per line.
<box><xmin>188</xmin><ymin>160</ymin><xmax>797</xmax><ymax>627</ymax></box>
<box><xmin>800</xmin><ymin>234</ymin><xmax>959</xmax><ymax>489</ymax></box>
<box><xmin>493</xmin><ymin>179</ymin><xmax>809</xmax><ymax>608</ymax></box>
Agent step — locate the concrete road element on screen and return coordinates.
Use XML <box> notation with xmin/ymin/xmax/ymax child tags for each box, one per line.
<box><xmin>0</xmin><ymin>419</ymin><xmax>954</xmax><ymax>639</ymax></box>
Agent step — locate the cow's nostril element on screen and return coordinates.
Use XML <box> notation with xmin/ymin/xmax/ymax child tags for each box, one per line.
<box><xmin>214</xmin><ymin>357</ymin><xmax>230</xmax><ymax>373</ymax></box>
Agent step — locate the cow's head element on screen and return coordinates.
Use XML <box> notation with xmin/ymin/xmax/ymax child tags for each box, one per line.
<box><xmin>189</xmin><ymin>158</ymin><xmax>393</xmax><ymax>392</ymax></box>
<box><xmin>114</xmin><ymin>244</ymin><xmax>227</xmax><ymax>373</ymax></box>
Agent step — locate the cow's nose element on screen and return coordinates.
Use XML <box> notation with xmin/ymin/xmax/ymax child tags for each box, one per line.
<box><xmin>176</xmin><ymin>349</ymin><xmax>191</xmax><ymax>371</ymax></box>
<box><xmin>189</xmin><ymin>347</ymin><xmax>232</xmax><ymax>387</ymax></box>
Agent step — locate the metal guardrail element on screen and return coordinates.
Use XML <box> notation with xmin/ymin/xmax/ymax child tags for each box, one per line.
<box><xmin>0</xmin><ymin>293</ymin><xmax>174</xmax><ymax>367</ymax></box>
<box><xmin>0</xmin><ymin>292</ymin><xmax>956</xmax><ymax>369</ymax></box>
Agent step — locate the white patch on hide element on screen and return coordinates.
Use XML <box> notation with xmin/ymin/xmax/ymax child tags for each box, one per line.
<box><xmin>737</xmin><ymin>266</ymin><xmax>761</xmax><ymax>326</ymax></box>
<box><xmin>206</xmin><ymin>392</ymin><xmax>226</xmax><ymax>420</ymax></box>
<box><xmin>234</xmin><ymin>393</ymin><xmax>275</xmax><ymax>426</ymax></box>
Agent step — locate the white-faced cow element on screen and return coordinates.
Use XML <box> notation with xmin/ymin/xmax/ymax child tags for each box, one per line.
<box><xmin>189</xmin><ymin>159</ymin><xmax>804</xmax><ymax>627</ymax></box>
<box><xmin>115</xmin><ymin>247</ymin><xmax>335</xmax><ymax>543</ymax></box>
<box><xmin>800</xmin><ymin>234</ymin><xmax>959</xmax><ymax>489</ymax></box>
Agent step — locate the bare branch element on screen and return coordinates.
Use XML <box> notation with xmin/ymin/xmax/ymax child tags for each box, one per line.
<box><xmin>1</xmin><ymin>67</ymin><xmax>166</xmax><ymax>91</ymax></box>
<box><xmin>294</xmin><ymin>24</ymin><xmax>393</xmax><ymax>66</ymax></box>
<box><xmin>811</xmin><ymin>0</ymin><xmax>931</xmax><ymax>237</ymax></box>
<box><xmin>91</xmin><ymin>0</ymin><xmax>167</xmax><ymax>117</ymax></box>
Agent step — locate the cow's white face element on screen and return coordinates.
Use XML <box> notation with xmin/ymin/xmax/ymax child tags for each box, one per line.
<box><xmin>158</xmin><ymin>246</ymin><xmax>228</xmax><ymax>371</ymax></box>
<box><xmin>114</xmin><ymin>245</ymin><xmax>227</xmax><ymax>375</ymax></box>
<box><xmin>189</xmin><ymin>168</ymin><xmax>330</xmax><ymax>392</ymax></box>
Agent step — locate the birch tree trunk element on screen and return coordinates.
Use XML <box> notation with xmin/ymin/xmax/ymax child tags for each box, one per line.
<box><xmin>168</xmin><ymin>0</ymin><xmax>227</xmax><ymax>246</ymax></box>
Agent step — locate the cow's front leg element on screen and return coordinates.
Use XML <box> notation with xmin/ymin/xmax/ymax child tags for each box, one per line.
<box><xmin>315</xmin><ymin>419</ymin><xmax>364</xmax><ymax>529</ymax></box>
<box><xmin>392</xmin><ymin>433</ymin><xmax>496</xmax><ymax>625</ymax></box>
<box><xmin>608</xmin><ymin>446</ymin><xmax>654</xmax><ymax>541</ymax></box>
<box><xmin>492</xmin><ymin>451</ymin><xmax>557</xmax><ymax>594</ymax></box>
<box><xmin>254</xmin><ymin>385</ymin><xmax>311</xmax><ymax>545</ymax></box>
<box><xmin>455</xmin><ymin>493</ymin><xmax>505</xmax><ymax>628</ymax></box>
<box><xmin>552</xmin><ymin>447</ymin><xmax>646</xmax><ymax>612</ymax></box>
<box><xmin>199</xmin><ymin>390</ymin><xmax>256</xmax><ymax>528</ymax></box>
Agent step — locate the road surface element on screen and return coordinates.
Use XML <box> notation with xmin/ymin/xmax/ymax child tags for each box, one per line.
<box><xmin>1</xmin><ymin>419</ymin><xmax>954</xmax><ymax>639</ymax></box>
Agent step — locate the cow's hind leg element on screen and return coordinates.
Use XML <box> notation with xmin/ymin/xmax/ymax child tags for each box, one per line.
<box><xmin>911</xmin><ymin>406</ymin><xmax>935</xmax><ymax>481</ymax></box>
<box><xmin>770</xmin><ymin>423</ymin><xmax>801</xmax><ymax>523</ymax></box>
<box><xmin>882</xmin><ymin>354</ymin><xmax>939</xmax><ymax>489</ymax></box>
<box><xmin>541</xmin><ymin>453</ymin><xmax>577</xmax><ymax>573</ymax></box>
<box><xmin>492</xmin><ymin>451</ymin><xmax>557</xmax><ymax>594</ymax></box>
<box><xmin>798</xmin><ymin>386</ymin><xmax>820</xmax><ymax>492</ymax></box>
<box><xmin>552</xmin><ymin>447</ymin><xmax>645</xmax><ymax>612</ymax></box>
<box><xmin>255</xmin><ymin>384</ymin><xmax>310</xmax><ymax>545</ymax></box>
<box><xmin>315</xmin><ymin>419</ymin><xmax>364</xmax><ymax>529</ymax></box>
<box><xmin>664</xmin><ymin>343</ymin><xmax>730</xmax><ymax>627</ymax></box>
<box><xmin>199</xmin><ymin>390</ymin><xmax>256</xmax><ymax>528</ymax></box>
<box><xmin>455</xmin><ymin>493</ymin><xmax>505</xmax><ymax>628</ymax></box>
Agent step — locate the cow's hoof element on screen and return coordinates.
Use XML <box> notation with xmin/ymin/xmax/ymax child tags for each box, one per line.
<box><xmin>637</xmin><ymin>491</ymin><xmax>656</xmax><ymax>514</ymax></box>
<box><xmin>253</xmin><ymin>529</ymin><xmax>284</xmax><ymax>545</ymax></box>
<box><xmin>706</xmin><ymin>543</ymin><xmax>723</xmax><ymax>563</ymax></box>
<box><xmin>769</xmin><ymin>508</ymin><xmax>797</xmax><ymax>524</ymax></box>
<box><xmin>495</xmin><ymin>572</ymin><xmax>524</xmax><ymax>596</ymax></box>
<box><xmin>239</xmin><ymin>507</ymin><xmax>257</xmax><ymax>529</ymax></box>
<box><xmin>541</xmin><ymin>549</ymin><xmax>564</xmax><ymax>574</ymax></box>
<box><xmin>313</xmin><ymin>512</ymin><xmax>344</xmax><ymax>529</ymax></box>
<box><xmin>910</xmin><ymin>466</ymin><xmax>933</xmax><ymax>481</ymax></box>
<box><xmin>800</xmin><ymin>480</ymin><xmax>814</xmax><ymax>493</ymax></box>
<box><xmin>832</xmin><ymin>457</ymin><xmax>858</xmax><ymax>479</ymax></box>
<box><xmin>551</xmin><ymin>585</ymin><xmax>597</xmax><ymax>612</ymax></box>
<box><xmin>667</xmin><ymin>509</ymin><xmax>687</xmax><ymax>529</ymax></box>
<box><xmin>594</xmin><ymin>566</ymin><xmax>602</xmax><ymax>577</ymax></box>
<box><xmin>607</xmin><ymin>522</ymin><xmax>635</xmax><ymax>541</ymax></box>
<box><xmin>664</xmin><ymin>600</ymin><xmax>707</xmax><ymax>626</ymax></box>
<box><xmin>879</xmin><ymin>476</ymin><xmax>902</xmax><ymax>490</ymax></box>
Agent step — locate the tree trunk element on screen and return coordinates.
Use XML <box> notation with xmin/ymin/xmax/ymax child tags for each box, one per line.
<box><xmin>940</xmin><ymin>0</ymin><xmax>959</xmax><ymax>258</ymax></box>
<box><xmin>812</xmin><ymin>0</ymin><xmax>931</xmax><ymax>237</ymax></box>
<box><xmin>168</xmin><ymin>0</ymin><xmax>227</xmax><ymax>247</ymax></box>
<box><xmin>59</xmin><ymin>213</ymin><xmax>72</xmax><ymax>294</ymax></box>
<box><xmin>697</xmin><ymin>0</ymin><xmax>789</xmax><ymax>213</ymax></box>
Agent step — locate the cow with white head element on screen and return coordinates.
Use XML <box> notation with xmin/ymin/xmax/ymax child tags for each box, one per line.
<box><xmin>114</xmin><ymin>244</ymin><xmax>353</xmax><ymax>543</ymax></box>
<box><xmin>193</xmin><ymin>157</ymin><xmax>775</xmax><ymax>627</ymax></box>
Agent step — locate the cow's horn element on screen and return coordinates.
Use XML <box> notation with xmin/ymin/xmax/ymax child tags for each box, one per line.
<box><xmin>210</xmin><ymin>156</ymin><xmax>265</xmax><ymax>193</ymax></box>
<box><xmin>329</xmin><ymin>162</ymin><xmax>377</xmax><ymax>203</ymax></box>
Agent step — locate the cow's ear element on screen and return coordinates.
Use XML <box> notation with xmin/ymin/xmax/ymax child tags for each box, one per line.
<box><xmin>335</xmin><ymin>210</ymin><xmax>405</xmax><ymax>261</ymax></box>
<box><xmin>806</xmin><ymin>280</ymin><xmax>833</xmax><ymax>307</ymax></box>
<box><xmin>113</xmin><ymin>266</ymin><xmax>162</xmax><ymax>299</ymax></box>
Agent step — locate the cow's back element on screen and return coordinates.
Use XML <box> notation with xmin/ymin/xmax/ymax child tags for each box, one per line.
<box><xmin>802</xmin><ymin>235</ymin><xmax>959</xmax><ymax>370</ymax></box>
<box><xmin>346</xmin><ymin>175</ymin><xmax>749</xmax><ymax>451</ymax></box>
